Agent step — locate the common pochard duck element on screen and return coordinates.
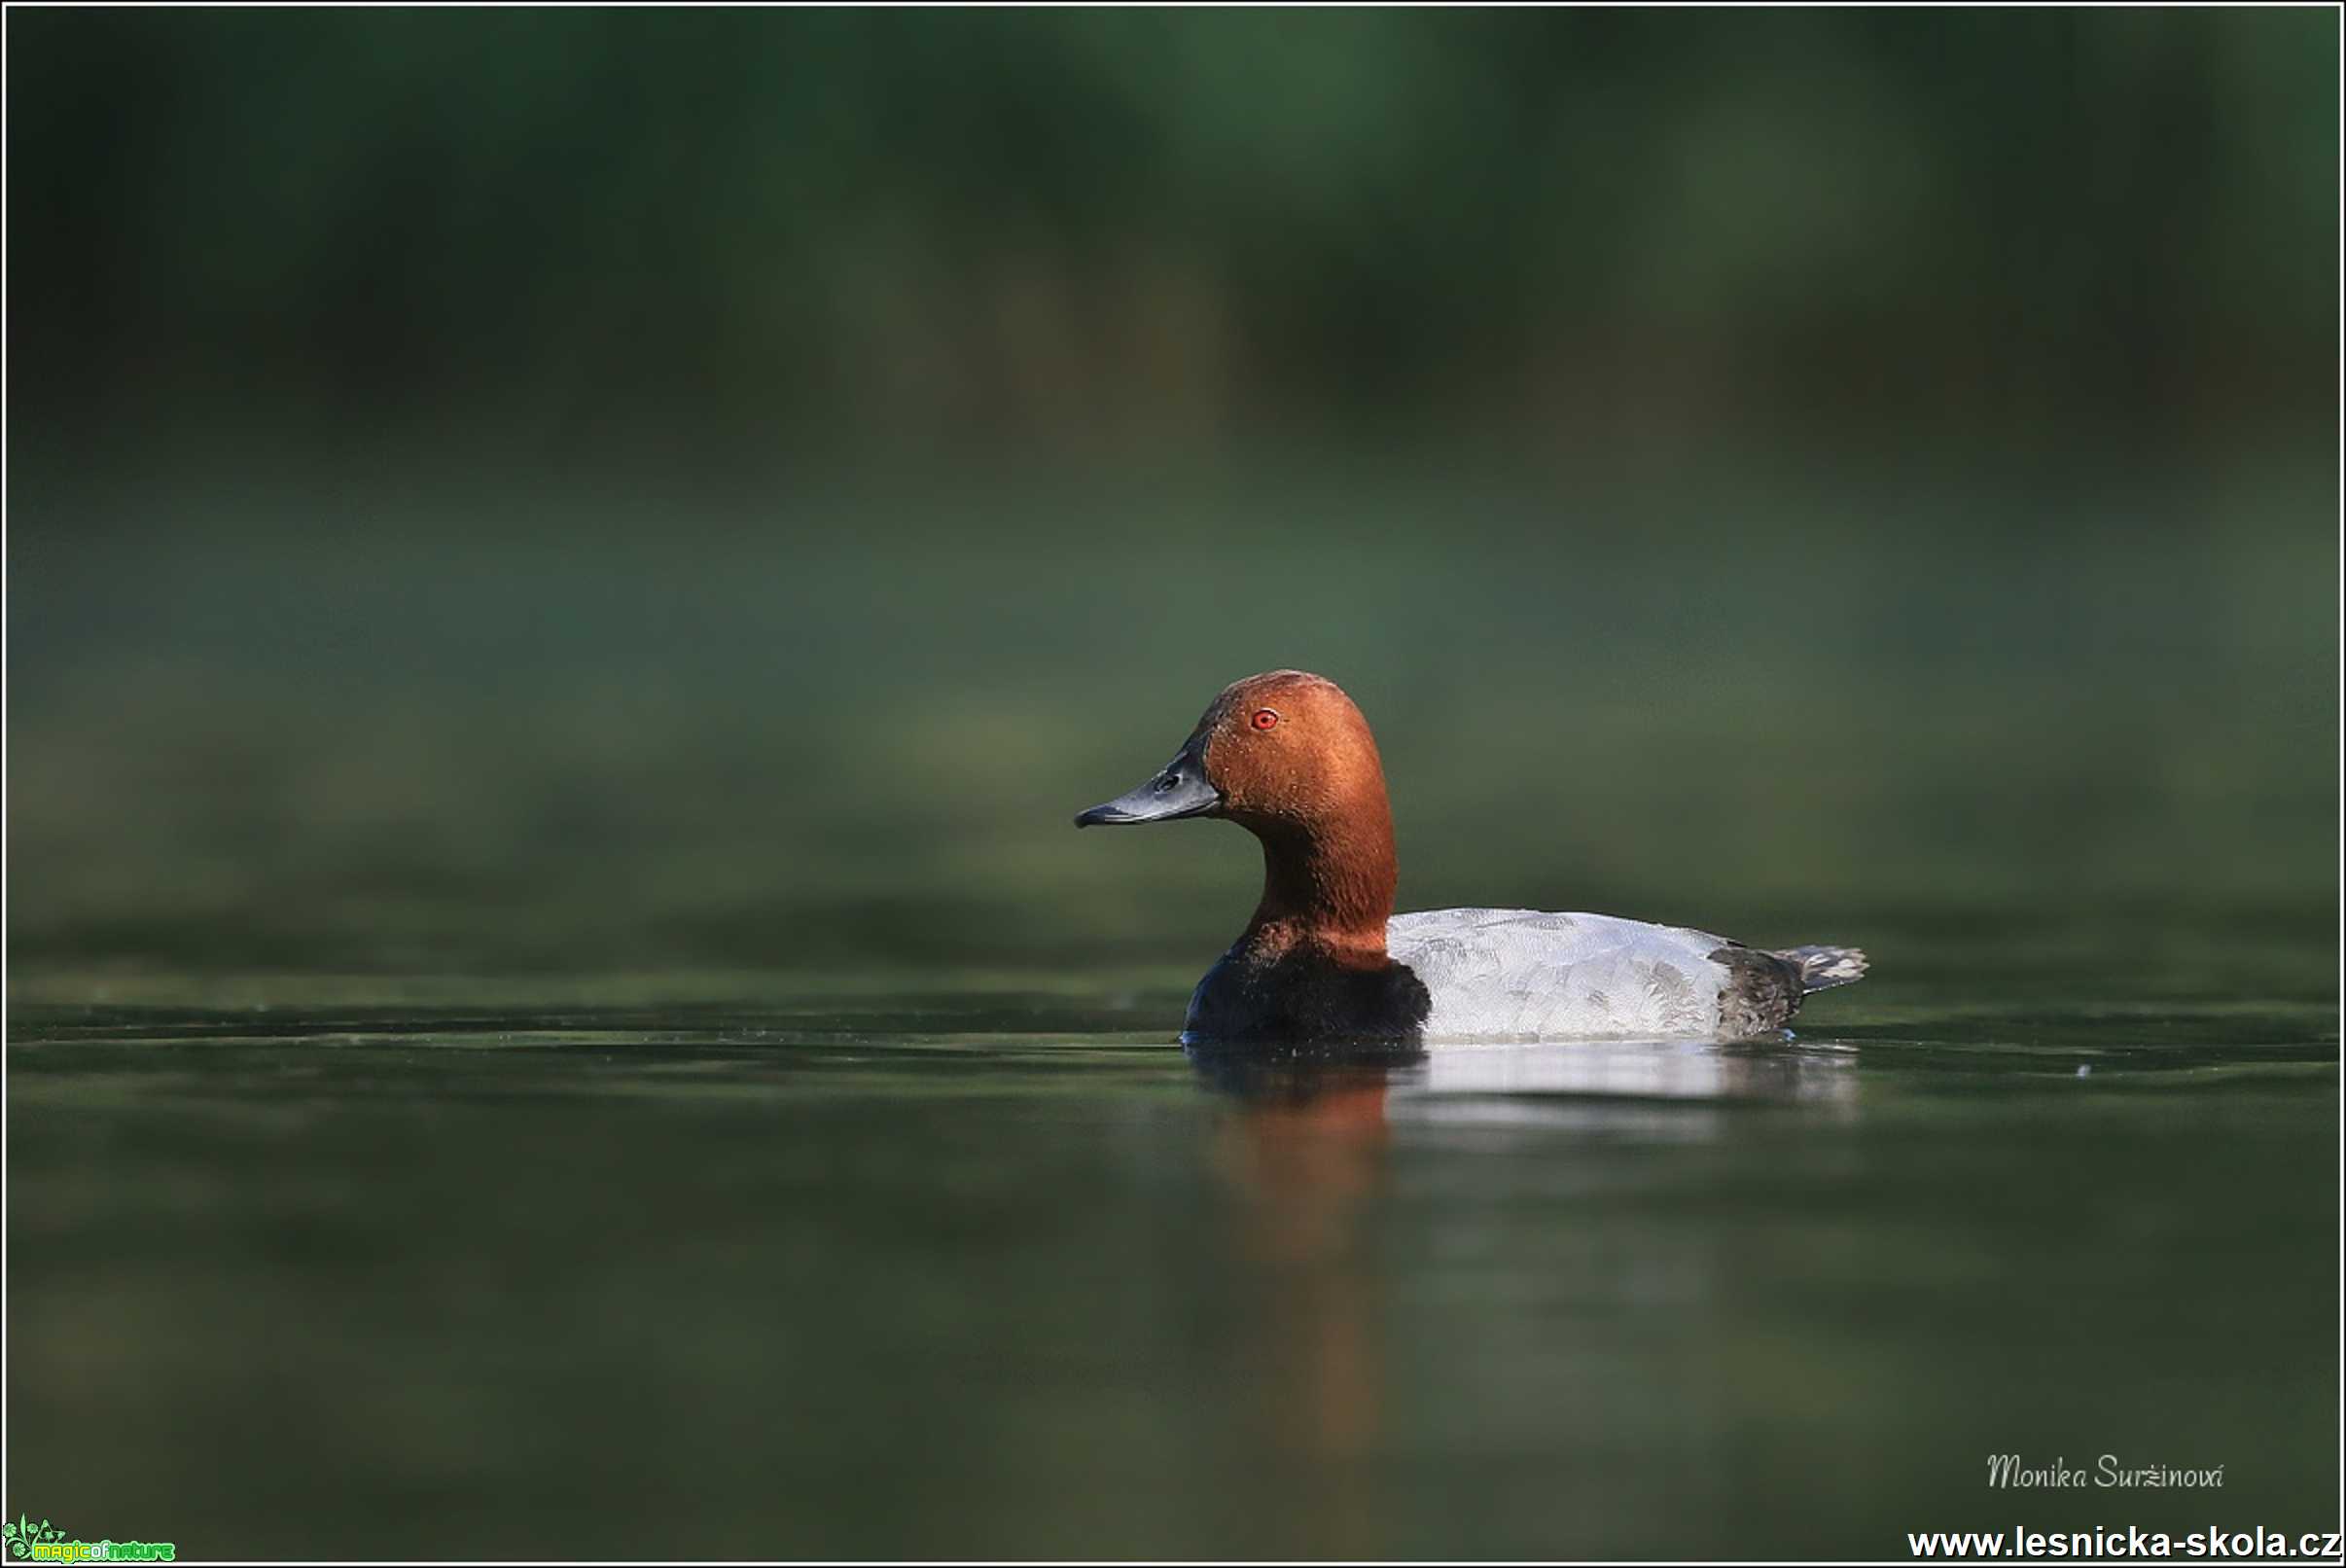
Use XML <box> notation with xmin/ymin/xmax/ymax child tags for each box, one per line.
<box><xmin>1076</xmin><ymin>670</ymin><xmax>1866</xmax><ymax>1046</ymax></box>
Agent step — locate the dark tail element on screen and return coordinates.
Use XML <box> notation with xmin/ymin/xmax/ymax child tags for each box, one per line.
<box><xmin>1774</xmin><ymin>944</ymin><xmax>1867</xmax><ymax>993</ymax></box>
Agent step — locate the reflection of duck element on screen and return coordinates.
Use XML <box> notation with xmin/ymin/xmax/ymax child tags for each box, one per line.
<box><xmin>1079</xmin><ymin>670</ymin><xmax>1866</xmax><ymax>1045</ymax></box>
<box><xmin>1184</xmin><ymin>1032</ymin><xmax>1861</xmax><ymax>1547</ymax></box>
<box><xmin>1193</xmin><ymin>1037</ymin><xmax>1861</xmax><ymax>1133</ymax></box>
<box><xmin>1409</xmin><ymin>1039</ymin><xmax>1862</xmax><ymax>1106</ymax></box>
<box><xmin>1193</xmin><ymin>1048</ymin><xmax>1408</xmax><ymax>1470</ymax></box>
<box><xmin>1185</xmin><ymin>1043</ymin><xmax>1425</xmax><ymax>1107</ymax></box>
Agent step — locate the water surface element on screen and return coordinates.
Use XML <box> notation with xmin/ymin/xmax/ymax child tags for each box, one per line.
<box><xmin>9</xmin><ymin>921</ymin><xmax>2335</xmax><ymax>1560</ymax></box>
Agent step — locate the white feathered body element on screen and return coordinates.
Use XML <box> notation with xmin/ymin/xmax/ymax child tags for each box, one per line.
<box><xmin>1387</xmin><ymin>908</ymin><xmax>1734</xmax><ymax>1042</ymax></box>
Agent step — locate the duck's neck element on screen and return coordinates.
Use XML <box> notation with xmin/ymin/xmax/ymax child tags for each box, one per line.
<box><xmin>1235</xmin><ymin>802</ymin><xmax>1398</xmax><ymax>970</ymax></box>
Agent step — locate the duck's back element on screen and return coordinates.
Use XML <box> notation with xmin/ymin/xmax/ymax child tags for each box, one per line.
<box><xmin>1387</xmin><ymin>908</ymin><xmax>1732</xmax><ymax>1041</ymax></box>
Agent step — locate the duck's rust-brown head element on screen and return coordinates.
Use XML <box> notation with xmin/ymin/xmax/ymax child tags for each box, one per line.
<box><xmin>1076</xmin><ymin>670</ymin><xmax>1399</xmax><ymax>960</ymax></box>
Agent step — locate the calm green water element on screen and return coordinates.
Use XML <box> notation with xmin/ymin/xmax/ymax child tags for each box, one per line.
<box><xmin>7</xmin><ymin>463</ymin><xmax>2338</xmax><ymax>1556</ymax></box>
<box><xmin>7</xmin><ymin>918</ymin><xmax>2336</xmax><ymax>1560</ymax></box>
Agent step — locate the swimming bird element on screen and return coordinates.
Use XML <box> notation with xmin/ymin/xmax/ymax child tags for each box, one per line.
<box><xmin>1075</xmin><ymin>670</ymin><xmax>1866</xmax><ymax>1046</ymax></box>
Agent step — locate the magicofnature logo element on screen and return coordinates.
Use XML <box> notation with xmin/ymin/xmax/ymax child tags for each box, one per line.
<box><xmin>2</xmin><ymin>1515</ymin><xmax>173</xmax><ymax>1562</ymax></box>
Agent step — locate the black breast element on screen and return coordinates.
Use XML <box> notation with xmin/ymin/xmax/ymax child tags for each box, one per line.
<box><xmin>1182</xmin><ymin>946</ymin><xmax>1433</xmax><ymax>1046</ymax></box>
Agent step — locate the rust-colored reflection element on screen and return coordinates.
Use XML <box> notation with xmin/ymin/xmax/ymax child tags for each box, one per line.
<box><xmin>1191</xmin><ymin>1049</ymin><xmax>1417</xmax><ymax>1477</ymax></box>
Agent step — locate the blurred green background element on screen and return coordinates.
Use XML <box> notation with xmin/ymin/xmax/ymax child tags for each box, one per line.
<box><xmin>8</xmin><ymin>8</ymin><xmax>2335</xmax><ymax>1003</ymax></box>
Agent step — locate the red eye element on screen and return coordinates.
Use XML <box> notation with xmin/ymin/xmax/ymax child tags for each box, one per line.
<box><xmin>1250</xmin><ymin>708</ymin><xmax>1279</xmax><ymax>731</ymax></box>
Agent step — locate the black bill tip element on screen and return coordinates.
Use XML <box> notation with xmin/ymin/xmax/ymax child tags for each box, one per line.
<box><xmin>1074</xmin><ymin>743</ymin><xmax>1220</xmax><ymax>828</ymax></box>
